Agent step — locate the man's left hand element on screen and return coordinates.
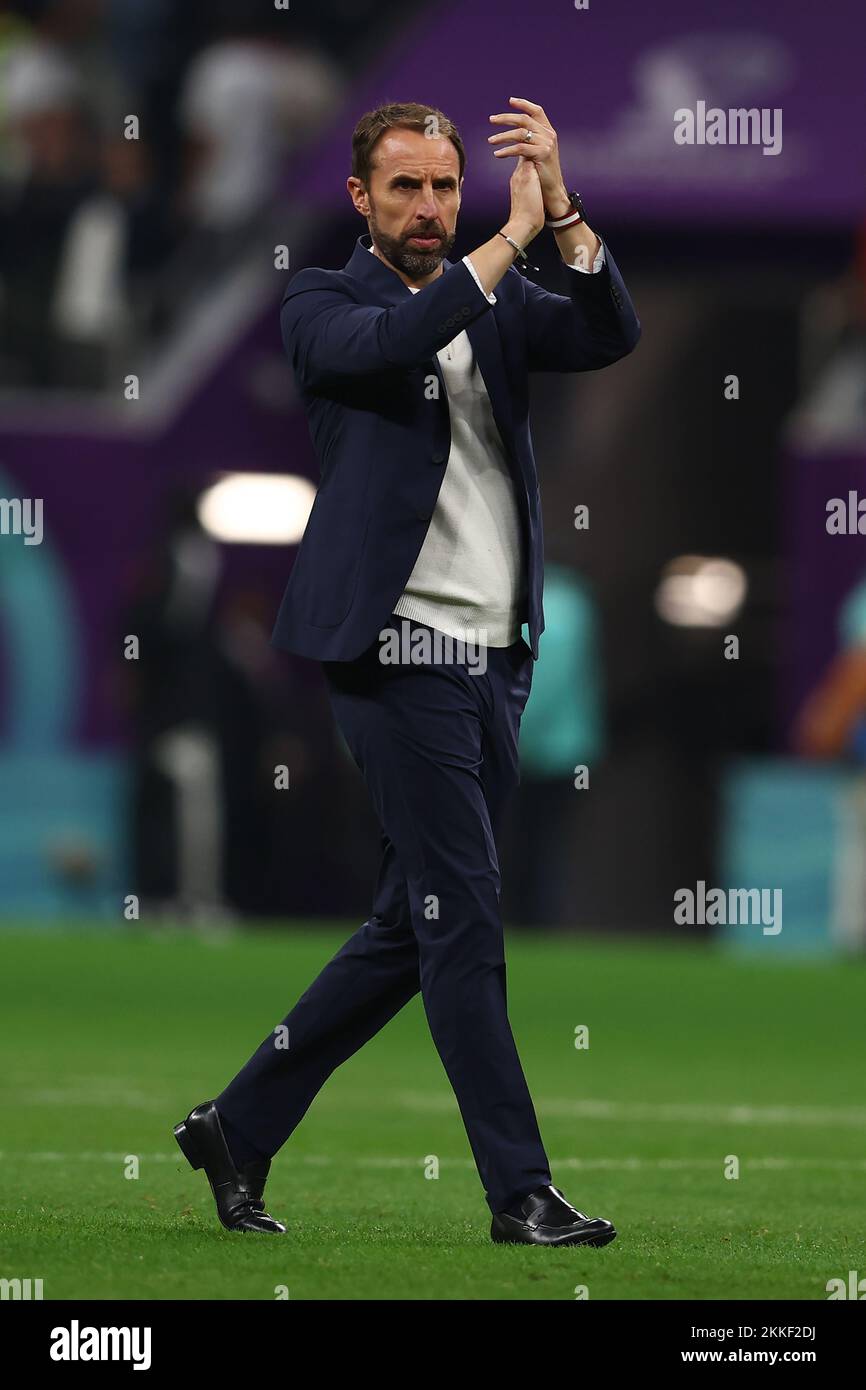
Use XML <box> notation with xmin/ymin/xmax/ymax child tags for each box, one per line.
<box><xmin>488</xmin><ymin>97</ymin><xmax>570</xmax><ymax>219</ymax></box>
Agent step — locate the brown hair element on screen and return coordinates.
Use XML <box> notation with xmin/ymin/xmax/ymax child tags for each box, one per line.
<box><xmin>351</xmin><ymin>102</ymin><xmax>466</xmax><ymax>186</ymax></box>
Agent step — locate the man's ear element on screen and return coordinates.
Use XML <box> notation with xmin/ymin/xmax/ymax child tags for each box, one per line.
<box><xmin>347</xmin><ymin>176</ymin><xmax>369</xmax><ymax>216</ymax></box>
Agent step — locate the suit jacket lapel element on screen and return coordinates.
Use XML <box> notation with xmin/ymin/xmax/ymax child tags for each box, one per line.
<box><xmin>463</xmin><ymin>309</ymin><xmax>516</xmax><ymax>468</ymax></box>
<box><xmin>344</xmin><ymin>235</ymin><xmax>517</xmax><ymax>469</ymax></box>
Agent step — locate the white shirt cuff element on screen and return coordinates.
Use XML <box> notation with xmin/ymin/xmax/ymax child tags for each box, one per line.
<box><xmin>462</xmin><ymin>254</ymin><xmax>496</xmax><ymax>304</ymax></box>
<box><xmin>566</xmin><ymin>241</ymin><xmax>606</xmax><ymax>274</ymax></box>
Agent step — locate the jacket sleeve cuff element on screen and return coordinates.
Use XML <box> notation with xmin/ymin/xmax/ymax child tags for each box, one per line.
<box><xmin>564</xmin><ymin>241</ymin><xmax>606</xmax><ymax>275</ymax></box>
<box><xmin>462</xmin><ymin>254</ymin><xmax>497</xmax><ymax>304</ymax></box>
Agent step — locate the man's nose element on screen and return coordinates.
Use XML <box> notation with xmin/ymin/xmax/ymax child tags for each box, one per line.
<box><xmin>415</xmin><ymin>191</ymin><xmax>439</xmax><ymax>220</ymax></box>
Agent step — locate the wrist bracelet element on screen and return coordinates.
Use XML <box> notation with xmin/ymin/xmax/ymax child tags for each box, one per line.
<box><xmin>497</xmin><ymin>230</ymin><xmax>539</xmax><ymax>274</ymax></box>
<box><xmin>545</xmin><ymin>190</ymin><xmax>587</xmax><ymax>229</ymax></box>
<box><xmin>545</xmin><ymin>206</ymin><xmax>583</xmax><ymax>229</ymax></box>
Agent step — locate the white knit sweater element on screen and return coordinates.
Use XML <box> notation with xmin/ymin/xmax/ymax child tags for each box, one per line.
<box><xmin>368</xmin><ymin>244</ymin><xmax>604</xmax><ymax>646</ymax></box>
<box><xmin>392</xmin><ymin>268</ymin><xmax>524</xmax><ymax>646</ymax></box>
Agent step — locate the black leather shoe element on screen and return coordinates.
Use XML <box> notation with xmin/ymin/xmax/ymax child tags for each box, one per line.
<box><xmin>491</xmin><ymin>1185</ymin><xmax>616</xmax><ymax>1247</ymax></box>
<box><xmin>173</xmin><ymin>1100</ymin><xmax>286</xmax><ymax>1234</ymax></box>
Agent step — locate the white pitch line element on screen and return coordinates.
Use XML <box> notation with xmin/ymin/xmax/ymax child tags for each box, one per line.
<box><xmin>0</xmin><ymin>1089</ymin><xmax>167</xmax><ymax>1110</ymax></box>
<box><xmin>397</xmin><ymin>1094</ymin><xmax>866</xmax><ymax>1129</ymax></box>
<box><xmin>1</xmin><ymin>1153</ymin><xmax>865</xmax><ymax>1172</ymax></box>
<box><xmin>7</xmin><ymin>1088</ymin><xmax>865</xmax><ymax>1130</ymax></box>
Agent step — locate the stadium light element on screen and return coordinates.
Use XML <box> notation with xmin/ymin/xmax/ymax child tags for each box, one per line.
<box><xmin>655</xmin><ymin>555</ymin><xmax>747</xmax><ymax>627</ymax></box>
<box><xmin>197</xmin><ymin>472</ymin><xmax>316</xmax><ymax>545</ymax></box>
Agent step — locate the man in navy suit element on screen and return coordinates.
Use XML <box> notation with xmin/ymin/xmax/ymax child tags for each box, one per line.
<box><xmin>174</xmin><ymin>98</ymin><xmax>640</xmax><ymax>1246</ymax></box>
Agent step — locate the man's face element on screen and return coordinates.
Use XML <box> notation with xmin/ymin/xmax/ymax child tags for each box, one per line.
<box><xmin>348</xmin><ymin>128</ymin><xmax>461</xmax><ymax>281</ymax></box>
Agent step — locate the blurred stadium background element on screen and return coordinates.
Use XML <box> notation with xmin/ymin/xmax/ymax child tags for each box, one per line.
<box><xmin>1</xmin><ymin>0</ymin><xmax>865</xmax><ymax>1299</ymax></box>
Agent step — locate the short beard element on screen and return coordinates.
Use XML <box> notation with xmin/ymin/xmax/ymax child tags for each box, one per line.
<box><xmin>368</xmin><ymin>205</ymin><xmax>456</xmax><ymax>280</ymax></box>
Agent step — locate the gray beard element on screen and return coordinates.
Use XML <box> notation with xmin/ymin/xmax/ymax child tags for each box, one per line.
<box><xmin>369</xmin><ymin>223</ymin><xmax>456</xmax><ymax>281</ymax></box>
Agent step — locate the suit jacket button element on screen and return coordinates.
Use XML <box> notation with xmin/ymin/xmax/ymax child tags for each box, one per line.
<box><xmin>417</xmin><ymin>509</ymin><xmax>432</xmax><ymax>522</ymax></box>
<box><xmin>432</xmin><ymin>451</ymin><xmax>447</xmax><ymax>465</ymax></box>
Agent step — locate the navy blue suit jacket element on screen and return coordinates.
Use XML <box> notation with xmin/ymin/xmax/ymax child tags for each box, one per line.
<box><xmin>273</xmin><ymin>232</ymin><xmax>640</xmax><ymax>661</ymax></box>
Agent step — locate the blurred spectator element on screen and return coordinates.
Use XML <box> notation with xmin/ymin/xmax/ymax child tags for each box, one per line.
<box><xmin>0</xmin><ymin>4</ymin><xmax>36</xmax><ymax>176</ymax></box>
<box><xmin>0</xmin><ymin>34</ymin><xmax>178</xmax><ymax>386</ymax></box>
<box><xmin>0</xmin><ymin>37</ymin><xmax>101</xmax><ymax>385</ymax></box>
<box><xmin>118</xmin><ymin>488</ymin><xmax>226</xmax><ymax>916</ymax></box>
<box><xmin>5</xmin><ymin>1</ymin><xmax>127</xmax><ymax>134</ymax></box>
<box><xmin>793</xmin><ymin>204</ymin><xmax>866</xmax><ymax>444</ymax></box>
<box><xmin>794</xmin><ymin>572</ymin><xmax>866</xmax><ymax>760</ymax></box>
<box><xmin>117</xmin><ymin>487</ymin><xmax>354</xmax><ymax>920</ymax></box>
<box><xmin>0</xmin><ymin>0</ymin><xmax>346</xmax><ymax>388</ymax></box>
<box><xmin>177</xmin><ymin>4</ymin><xmax>343</xmax><ymax>239</ymax></box>
<box><xmin>106</xmin><ymin>0</ymin><xmax>215</xmax><ymax>198</ymax></box>
<box><xmin>502</xmin><ymin>565</ymin><xmax>605</xmax><ymax>928</ymax></box>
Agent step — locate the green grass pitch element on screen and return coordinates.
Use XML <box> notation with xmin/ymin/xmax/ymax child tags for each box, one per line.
<box><xmin>1</xmin><ymin>926</ymin><xmax>864</xmax><ymax>1300</ymax></box>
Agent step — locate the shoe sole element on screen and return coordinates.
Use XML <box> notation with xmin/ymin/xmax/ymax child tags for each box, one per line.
<box><xmin>584</xmin><ymin>1227</ymin><xmax>617</xmax><ymax>1249</ymax></box>
<box><xmin>491</xmin><ymin>1223</ymin><xmax>617</xmax><ymax>1248</ymax></box>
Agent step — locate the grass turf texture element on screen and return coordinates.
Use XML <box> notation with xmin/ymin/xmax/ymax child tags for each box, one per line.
<box><xmin>1</xmin><ymin>926</ymin><xmax>864</xmax><ymax>1300</ymax></box>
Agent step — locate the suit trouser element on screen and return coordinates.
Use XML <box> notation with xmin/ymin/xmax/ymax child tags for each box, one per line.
<box><xmin>216</xmin><ymin>618</ymin><xmax>552</xmax><ymax>1213</ymax></box>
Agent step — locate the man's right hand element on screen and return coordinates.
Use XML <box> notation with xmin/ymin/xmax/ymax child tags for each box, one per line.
<box><xmin>505</xmin><ymin>155</ymin><xmax>546</xmax><ymax>244</ymax></box>
<box><xmin>464</xmin><ymin>158</ymin><xmax>545</xmax><ymax>299</ymax></box>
